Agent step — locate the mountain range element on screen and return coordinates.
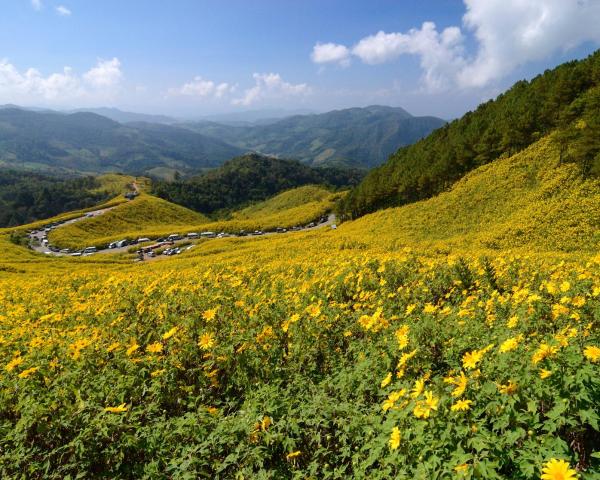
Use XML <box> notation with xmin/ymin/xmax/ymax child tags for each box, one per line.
<box><xmin>180</xmin><ymin>105</ymin><xmax>445</xmax><ymax>168</ymax></box>
<box><xmin>0</xmin><ymin>105</ymin><xmax>444</xmax><ymax>176</ymax></box>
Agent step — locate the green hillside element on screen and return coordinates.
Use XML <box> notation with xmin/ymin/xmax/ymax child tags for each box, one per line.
<box><xmin>152</xmin><ymin>153</ymin><xmax>363</xmax><ymax>214</ymax></box>
<box><xmin>340</xmin><ymin>50</ymin><xmax>600</xmax><ymax>219</ymax></box>
<box><xmin>181</xmin><ymin>105</ymin><xmax>445</xmax><ymax>168</ymax></box>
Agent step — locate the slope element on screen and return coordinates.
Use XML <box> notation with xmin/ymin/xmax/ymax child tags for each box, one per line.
<box><xmin>341</xmin><ymin>50</ymin><xmax>600</xmax><ymax>219</ymax></box>
<box><xmin>340</xmin><ymin>134</ymin><xmax>600</xmax><ymax>253</ymax></box>
<box><xmin>48</xmin><ymin>194</ymin><xmax>208</xmax><ymax>249</ymax></box>
<box><xmin>181</xmin><ymin>105</ymin><xmax>445</xmax><ymax>168</ymax></box>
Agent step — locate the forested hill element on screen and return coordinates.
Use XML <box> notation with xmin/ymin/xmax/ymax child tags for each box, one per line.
<box><xmin>152</xmin><ymin>153</ymin><xmax>364</xmax><ymax>214</ymax></box>
<box><xmin>180</xmin><ymin>105</ymin><xmax>445</xmax><ymax>169</ymax></box>
<box><xmin>339</xmin><ymin>50</ymin><xmax>600</xmax><ymax>219</ymax></box>
<box><xmin>0</xmin><ymin>108</ymin><xmax>243</xmax><ymax>176</ymax></box>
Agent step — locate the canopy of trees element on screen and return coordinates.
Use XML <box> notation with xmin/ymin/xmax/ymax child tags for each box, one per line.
<box><xmin>152</xmin><ymin>153</ymin><xmax>365</xmax><ymax>215</ymax></box>
<box><xmin>339</xmin><ymin>50</ymin><xmax>600</xmax><ymax>219</ymax></box>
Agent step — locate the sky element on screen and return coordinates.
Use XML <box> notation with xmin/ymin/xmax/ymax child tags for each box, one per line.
<box><xmin>1</xmin><ymin>0</ymin><xmax>600</xmax><ymax>119</ymax></box>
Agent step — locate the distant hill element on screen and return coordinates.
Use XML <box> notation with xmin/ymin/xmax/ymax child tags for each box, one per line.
<box><xmin>69</xmin><ymin>107</ymin><xmax>178</xmax><ymax>124</ymax></box>
<box><xmin>340</xmin><ymin>50</ymin><xmax>600</xmax><ymax>219</ymax></box>
<box><xmin>180</xmin><ymin>105</ymin><xmax>445</xmax><ymax>168</ymax></box>
<box><xmin>152</xmin><ymin>153</ymin><xmax>364</xmax><ymax>214</ymax></box>
<box><xmin>0</xmin><ymin>108</ymin><xmax>243</xmax><ymax>177</ymax></box>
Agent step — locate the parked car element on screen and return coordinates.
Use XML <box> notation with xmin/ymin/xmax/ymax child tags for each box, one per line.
<box><xmin>83</xmin><ymin>246</ymin><xmax>97</xmax><ymax>254</ymax></box>
<box><xmin>187</xmin><ymin>232</ymin><xmax>199</xmax><ymax>239</ymax></box>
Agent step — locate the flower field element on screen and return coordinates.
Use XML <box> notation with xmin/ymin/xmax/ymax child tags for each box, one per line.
<box><xmin>0</xmin><ymin>246</ymin><xmax>599</xmax><ymax>478</ymax></box>
<box><xmin>0</xmin><ymin>134</ymin><xmax>599</xmax><ymax>478</ymax></box>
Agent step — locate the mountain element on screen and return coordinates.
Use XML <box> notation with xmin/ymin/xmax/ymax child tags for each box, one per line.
<box><xmin>0</xmin><ymin>108</ymin><xmax>243</xmax><ymax>177</ymax></box>
<box><xmin>180</xmin><ymin>105</ymin><xmax>446</xmax><ymax>168</ymax></box>
<box><xmin>340</xmin><ymin>50</ymin><xmax>600</xmax><ymax>219</ymax></box>
<box><xmin>151</xmin><ymin>152</ymin><xmax>365</xmax><ymax>214</ymax></box>
<box><xmin>195</xmin><ymin>108</ymin><xmax>316</xmax><ymax>125</ymax></box>
<box><xmin>69</xmin><ymin>107</ymin><xmax>178</xmax><ymax>124</ymax></box>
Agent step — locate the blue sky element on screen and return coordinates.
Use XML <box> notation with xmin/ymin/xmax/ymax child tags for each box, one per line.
<box><xmin>1</xmin><ymin>0</ymin><xmax>599</xmax><ymax>119</ymax></box>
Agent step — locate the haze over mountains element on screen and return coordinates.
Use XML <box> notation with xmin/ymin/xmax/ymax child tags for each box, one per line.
<box><xmin>0</xmin><ymin>104</ymin><xmax>444</xmax><ymax>176</ymax></box>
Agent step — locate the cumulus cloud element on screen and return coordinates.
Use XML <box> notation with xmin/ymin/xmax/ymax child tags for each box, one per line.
<box><xmin>0</xmin><ymin>58</ymin><xmax>123</xmax><ymax>105</ymax></box>
<box><xmin>353</xmin><ymin>22</ymin><xmax>465</xmax><ymax>91</ymax></box>
<box><xmin>232</xmin><ymin>73</ymin><xmax>310</xmax><ymax>106</ymax></box>
<box><xmin>459</xmin><ymin>0</ymin><xmax>600</xmax><ymax>87</ymax></box>
<box><xmin>311</xmin><ymin>42</ymin><xmax>351</xmax><ymax>66</ymax></box>
<box><xmin>83</xmin><ymin>58</ymin><xmax>122</xmax><ymax>88</ymax></box>
<box><xmin>31</xmin><ymin>0</ymin><xmax>42</xmax><ymax>11</ymax></box>
<box><xmin>167</xmin><ymin>76</ymin><xmax>234</xmax><ymax>98</ymax></box>
<box><xmin>55</xmin><ymin>5</ymin><xmax>71</xmax><ymax>16</ymax></box>
<box><xmin>311</xmin><ymin>0</ymin><xmax>600</xmax><ymax>91</ymax></box>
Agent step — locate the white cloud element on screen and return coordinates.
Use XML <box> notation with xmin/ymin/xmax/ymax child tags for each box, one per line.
<box><xmin>458</xmin><ymin>0</ymin><xmax>600</xmax><ymax>87</ymax></box>
<box><xmin>232</xmin><ymin>73</ymin><xmax>311</xmax><ymax>106</ymax></box>
<box><xmin>167</xmin><ymin>76</ymin><xmax>233</xmax><ymax>98</ymax></box>
<box><xmin>83</xmin><ymin>58</ymin><xmax>122</xmax><ymax>88</ymax></box>
<box><xmin>0</xmin><ymin>58</ymin><xmax>123</xmax><ymax>105</ymax></box>
<box><xmin>55</xmin><ymin>5</ymin><xmax>71</xmax><ymax>16</ymax></box>
<box><xmin>352</xmin><ymin>22</ymin><xmax>465</xmax><ymax>91</ymax></box>
<box><xmin>31</xmin><ymin>0</ymin><xmax>42</xmax><ymax>11</ymax></box>
<box><xmin>311</xmin><ymin>42</ymin><xmax>351</xmax><ymax>66</ymax></box>
<box><xmin>311</xmin><ymin>0</ymin><xmax>600</xmax><ymax>91</ymax></box>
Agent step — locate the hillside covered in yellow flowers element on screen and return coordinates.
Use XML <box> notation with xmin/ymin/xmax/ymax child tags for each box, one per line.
<box><xmin>0</xmin><ymin>128</ymin><xmax>598</xmax><ymax>479</ymax></box>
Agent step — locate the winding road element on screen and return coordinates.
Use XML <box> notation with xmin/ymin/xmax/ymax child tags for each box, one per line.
<box><xmin>28</xmin><ymin>207</ymin><xmax>336</xmax><ymax>260</ymax></box>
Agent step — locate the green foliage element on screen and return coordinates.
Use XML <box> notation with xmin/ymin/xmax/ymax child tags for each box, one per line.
<box><xmin>152</xmin><ymin>153</ymin><xmax>363</xmax><ymax>215</ymax></box>
<box><xmin>0</xmin><ymin>170</ymin><xmax>114</xmax><ymax>227</ymax></box>
<box><xmin>340</xmin><ymin>50</ymin><xmax>600</xmax><ymax>219</ymax></box>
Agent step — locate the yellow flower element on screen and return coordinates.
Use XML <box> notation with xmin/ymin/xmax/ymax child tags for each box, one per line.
<box><xmin>389</xmin><ymin>426</ymin><xmax>401</xmax><ymax>450</ymax></box>
<box><xmin>541</xmin><ymin>458</ymin><xmax>578</xmax><ymax>480</ymax></box>
<box><xmin>104</xmin><ymin>403</ymin><xmax>128</xmax><ymax>413</ymax></box>
<box><xmin>506</xmin><ymin>315</ymin><xmax>519</xmax><ymax>329</ymax></box>
<box><xmin>286</xmin><ymin>451</ymin><xmax>301</xmax><ymax>460</ymax></box>
<box><xmin>451</xmin><ymin>371</ymin><xmax>468</xmax><ymax>398</ymax></box>
<box><xmin>559</xmin><ymin>281</ymin><xmax>571</xmax><ymax>293</ymax></box>
<box><xmin>281</xmin><ymin>313</ymin><xmax>300</xmax><ymax>332</ymax></box>
<box><xmin>411</xmin><ymin>378</ymin><xmax>424</xmax><ymax>398</ymax></box>
<box><xmin>532</xmin><ymin>343</ymin><xmax>559</xmax><ymax>364</ymax></box>
<box><xmin>107</xmin><ymin>342</ymin><xmax>120</xmax><ymax>352</ymax></box>
<box><xmin>146</xmin><ymin>342</ymin><xmax>163</xmax><ymax>354</ymax></box>
<box><xmin>462</xmin><ymin>349</ymin><xmax>484</xmax><ymax>370</ymax></box>
<box><xmin>126</xmin><ymin>343</ymin><xmax>139</xmax><ymax>356</ymax></box>
<box><xmin>305</xmin><ymin>304</ymin><xmax>321</xmax><ymax>318</ymax></box>
<box><xmin>198</xmin><ymin>333</ymin><xmax>215</xmax><ymax>350</ymax></box>
<box><xmin>151</xmin><ymin>369</ymin><xmax>165</xmax><ymax>377</ymax></box>
<box><xmin>413</xmin><ymin>391</ymin><xmax>439</xmax><ymax>419</ymax></box>
<box><xmin>583</xmin><ymin>345</ymin><xmax>600</xmax><ymax>362</ymax></box>
<box><xmin>499</xmin><ymin>336</ymin><xmax>520</xmax><ymax>353</ymax></box>
<box><xmin>5</xmin><ymin>356</ymin><xmax>23</xmax><ymax>372</ymax></box>
<box><xmin>380</xmin><ymin>372</ymin><xmax>392</xmax><ymax>388</ymax></box>
<box><xmin>395</xmin><ymin>324</ymin><xmax>410</xmax><ymax>349</ymax></box>
<box><xmin>261</xmin><ymin>415</ymin><xmax>272</xmax><ymax>430</ymax></box>
<box><xmin>382</xmin><ymin>389</ymin><xmax>406</xmax><ymax>412</ymax></box>
<box><xmin>162</xmin><ymin>326</ymin><xmax>178</xmax><ymax>340</ymax></box>
<box><xmin>451</xmin><ymin>399</ymin><xmax>472</xmax><ymax>411</ymax></box>
<box><xmin>18</xmin><ymin>367</ymin><xmax>39</xmax><ymax>379</ymax></box>
<box><xmin>202</xmin><ymin>308</ymin><xmax>218</xmax><ymax>321</ymax></box>
<box><xmin>206</xmin><ymin>406</ymin><xmax>218</xmax><ymax>415</ymax></box>
<box><xmin>454</xmin><ymin>463</ymin><xmax>469</xmax><ymax>474</ymax></box>
<box><xmin>539</xmin><ymin>369</ymin><xmax>553</xmax><ymax>379</ymax></box>
<box><xmin>497</xmin><ymin>380</ymin><xmax>518</xmax><ymax>395</ymax></box>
